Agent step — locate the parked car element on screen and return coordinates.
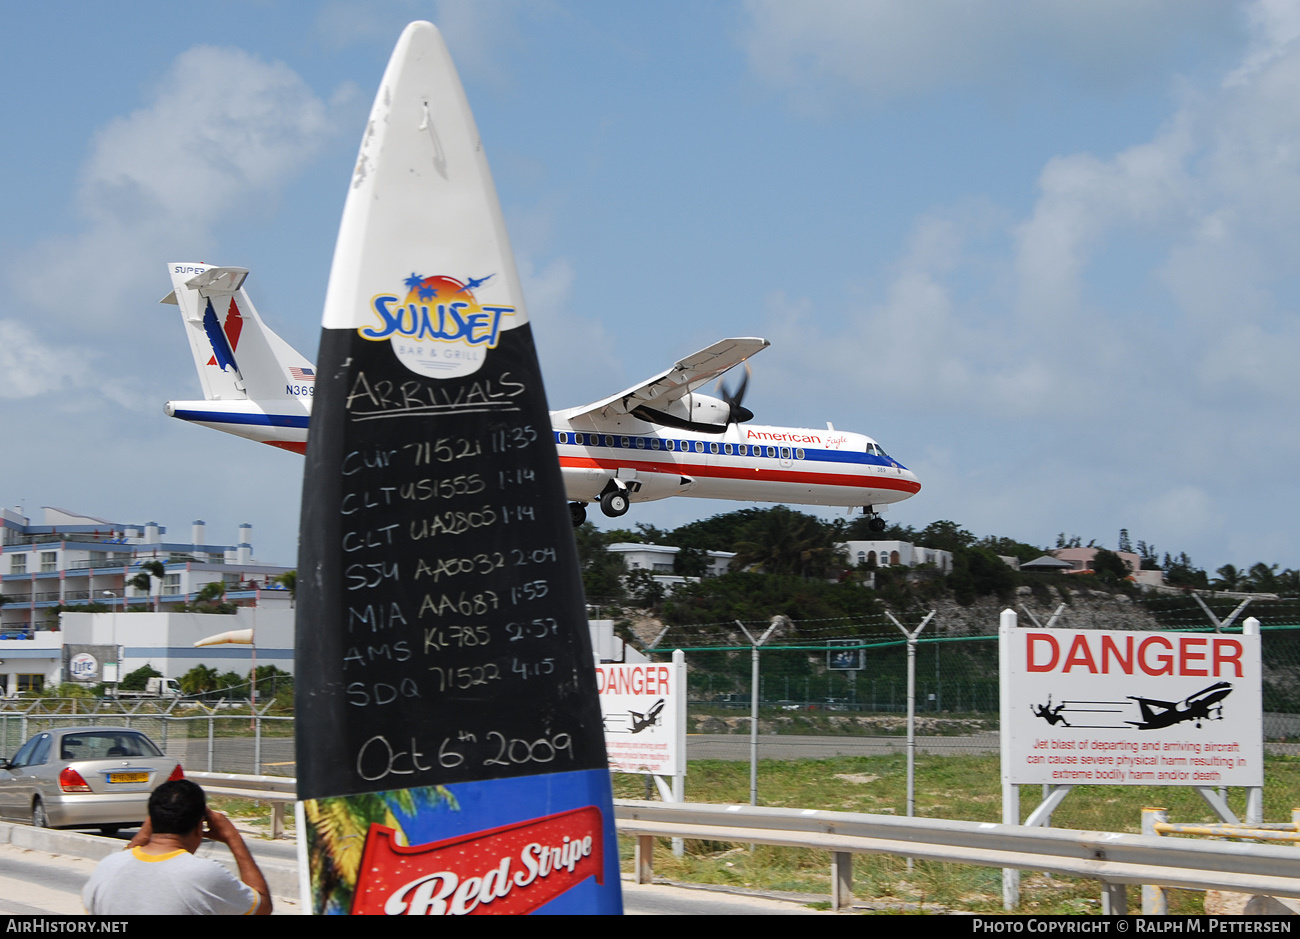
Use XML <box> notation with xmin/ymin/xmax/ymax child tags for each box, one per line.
<box><xmin>0</xmin><ymin>727</ymin><xmax>183</xmax><ymax>836</ymax></box>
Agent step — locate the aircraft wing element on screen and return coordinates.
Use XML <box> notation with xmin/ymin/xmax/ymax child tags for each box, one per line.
<box><xmin>1130</xmin><ymin>696</ymin><xmax>1178</xmax><ymax>711</ymax></box>
<box><xmin>563</xmin><ymin>338</ymin><xmax>769</xmax><ymax>421</ymax></box>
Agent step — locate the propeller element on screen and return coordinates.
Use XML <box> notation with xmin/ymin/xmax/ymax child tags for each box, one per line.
<box><xmin>717</xmin><ymin>364</ymin><xmax>754</xmax><ymax>425</ymax></box>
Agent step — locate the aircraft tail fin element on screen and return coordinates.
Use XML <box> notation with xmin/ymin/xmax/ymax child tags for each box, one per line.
<box><xmin>162</xmin><ymin>262</ymin><xmax>316</xmax><ymax>405</ymax></box>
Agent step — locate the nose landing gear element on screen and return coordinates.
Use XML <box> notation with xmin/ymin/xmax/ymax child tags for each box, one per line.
<box><xmin>863</xmin><ymin>506</ymin><xmax>886</xmax><ymax>532</ymax></box>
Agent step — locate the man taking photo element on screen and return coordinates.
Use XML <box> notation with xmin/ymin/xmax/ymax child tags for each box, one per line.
<box><xmin>83</xmin><ymin>778</ymin><xmax>273</xmax><ymax>915</ymax></box>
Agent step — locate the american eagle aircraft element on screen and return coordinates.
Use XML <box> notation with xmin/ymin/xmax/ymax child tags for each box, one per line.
<box><xmin>161</xmin><ymin>263</ymin><xmax>920</xmax><ymax>528</ymax></box>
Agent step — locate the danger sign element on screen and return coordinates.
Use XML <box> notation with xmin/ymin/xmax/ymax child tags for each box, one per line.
<box><xmin>1002</xmin><ymin>623</ymin><xmax>1262</xmax><ymax>787</ymax></box>
<box><xmin>596</xmin><ymin>660</ymin><xmax>685</xmax><ymax>776</ymax></box>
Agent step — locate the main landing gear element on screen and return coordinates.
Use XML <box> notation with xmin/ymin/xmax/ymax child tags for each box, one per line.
<box><xmin>863</xmin><ymin>506</ymin><xmax>886</xmax><ymax>533</ymax></box>
<box><xmin>600</xmin><ymin>489</ymin><xmax>629</xmax><ymax>518</ymax></box>
<box><xmin>569</xmin><ymin>488</ymin><xmax>631</xmax><ymax>527</ymax></box>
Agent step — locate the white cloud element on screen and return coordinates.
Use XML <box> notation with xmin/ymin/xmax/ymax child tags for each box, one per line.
<box><xmin>778</xmin><ymin>0</ymin><xmax>1300</xmax><ymax>424</ymax></box>
<box><xmin>315</xmin><ymin>0</ymin><xmax>533</xmax><ymax>88</ymax></box>
<box><xmin>740</xmin><ymin>0</ymin><xmax>1235</xmax><ymax>108</ymax></box>
<box><xmin>11</xmin><ymin>46</ymin><xmax>338</xmax><ymax>334</ymax></box>
<box><xmin>518</xmin><ymin>253</ymin><xmax>625</xmax><ymax>408</ymax></box>
<box><xmin>1226</xmin><ymin>0</ymin><xmax>1300</xmax><ymax>86</ymax></box>
<box><xmin>0</xmin><ymin>321</ymin><xmax>78</xmax><ymax>399</ymax></box>
<box><xmin>1136</xmin><ymin>486</ymin><xmax>1222</xmax><ymax>548</ymax></box>
<box><xmin>737</xmin><ymin>1</ymin><xmax>1300</xmax><ymax>567</ymax></box>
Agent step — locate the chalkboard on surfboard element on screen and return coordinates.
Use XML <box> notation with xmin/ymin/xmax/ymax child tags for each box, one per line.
<box><xmin>294</xmin><ymin>22</ymin><xmax>621</xmax><ymax>916</ymax></box>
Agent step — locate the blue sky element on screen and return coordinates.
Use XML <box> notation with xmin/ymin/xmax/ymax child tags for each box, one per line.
<box><xmin>3</xmin><ymin>1</ymin><xmax>1298</xmax><ymax>576</ymax></box>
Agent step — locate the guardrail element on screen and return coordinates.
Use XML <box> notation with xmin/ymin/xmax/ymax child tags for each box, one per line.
<box><xmin>1142</xmin><ymin>806</ymin><xmax>1300</xmax><ymax>914</ymax></box>
<box><xmin>186</xmin><ymin>771</ymin><xmax>296</xmax><ymax>840</ymax></box>
<box><xmin>615</xmin><ymin>800</ymin><xmax>1300</xmax><ymax>913</ymax></box>
<box><xmin>178</xmin><ymin>773</ymin><xmax>1300</xmax><ymax>914</ymax></box>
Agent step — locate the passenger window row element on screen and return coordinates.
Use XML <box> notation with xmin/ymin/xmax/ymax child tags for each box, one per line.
<box><xmin>555</xmin><ymin>432</ymin><xmax>805</xmax><ymax>460</ymax></box>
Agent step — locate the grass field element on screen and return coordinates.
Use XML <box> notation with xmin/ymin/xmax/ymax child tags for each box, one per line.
<box><xmin>612</xmin><ymin>753</ymin><xmax>1300</xmax><ymax>914</ymax></box>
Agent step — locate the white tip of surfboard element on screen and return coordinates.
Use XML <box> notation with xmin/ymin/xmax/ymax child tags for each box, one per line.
<box><xmin>321</xmin><ymin>20</ymin><xmax>527</xmax><ymax>375</ymax></box>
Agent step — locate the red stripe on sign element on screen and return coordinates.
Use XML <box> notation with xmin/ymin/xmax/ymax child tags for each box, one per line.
<box><xmin>351</xmin><ymin>806</ymin><xmax>605</xmax><ymax>915</ymax></box>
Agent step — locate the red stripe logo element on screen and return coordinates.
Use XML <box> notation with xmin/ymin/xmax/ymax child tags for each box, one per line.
<box><xmin>351</xmin><ymin>806</ymin><xmax>605</xmax><ymax>915</ymax></box>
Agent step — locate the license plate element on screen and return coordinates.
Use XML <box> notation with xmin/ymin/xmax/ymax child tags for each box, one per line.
<box><xmin>109</xmin><ymin>772</ymin><xmax>148</xmax><ymax>784</ymax></box>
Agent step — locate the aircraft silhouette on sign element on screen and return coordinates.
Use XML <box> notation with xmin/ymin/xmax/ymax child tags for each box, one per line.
<box><xmin>629</xmin><ymin>699</ymin><xmax>666</xmax><ymax>734</ymax></box>
<box><xmin>1127</xmin><ymin>681</ymin><xmax>1232</xmax><ymax>730</ymax></box>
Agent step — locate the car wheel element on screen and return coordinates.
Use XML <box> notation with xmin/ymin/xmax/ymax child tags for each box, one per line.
<box><xmin>32</xmin><ymin>800</ymin><xmax>48</xmax><ymax>828</ymax></box>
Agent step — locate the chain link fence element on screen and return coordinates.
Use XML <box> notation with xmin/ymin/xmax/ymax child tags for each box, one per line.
<box><xmin>635</xmin><ymin>598</ymin><xmax>1300</xmax><ymax>833</ymax></box>
<box><xmin>0</xmin><ymin>701</ymin><xmax>295</xmax><ymax>777</ymax></box>
<box><xmin>4</xmin><ymin>597</ymin><xmax>1299</xmax><ymax>833</ymax></box>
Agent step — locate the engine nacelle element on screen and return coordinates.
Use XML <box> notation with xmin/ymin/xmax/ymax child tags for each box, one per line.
<box><xmin>631</xmin><ymin>392</ymin><xmax>732</xmax><ymax>434</ymax></box>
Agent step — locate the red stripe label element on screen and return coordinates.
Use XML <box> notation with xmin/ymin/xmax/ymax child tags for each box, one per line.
<box><xmin>351</xmin><ymin>806</ymin><xmax>605</xmax><ymax>915</ymax></box>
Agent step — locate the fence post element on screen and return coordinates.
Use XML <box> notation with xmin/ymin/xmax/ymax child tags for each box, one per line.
<box><xmin>635</xmin><ymin>835</ymin><xmax>655</xmax><ymax>884</ymax></box>
<box><xmin>736</xmin><ymin>619</ymin><xmax>779</xmax><ymax>807</ymax></box>
<box><xmin>831</xmin><ymin>852</ymin><xmax>853</xmax><ymax>910</ymax></box>
<box><xmin>672</xmin><ymin>649</ymin><xmax>686</xmax><ymax>858</ymax></box>
<box><xmin>207</xmin><ymin>710</ymin><xmax>215</xmax><ymax>773</ymax></box>
<box><xmin>999</xmin><ymin>607</ymin><xmax>1020</xmax><ymax>911</ymax></box>
<box><xmin>885</xmin><ymin>610</ymin><xmax>934</xmax><ymax>823</ymax></box>
<box><xmin>1101</xmin><ymin>882</ymin><xmax>1128</xmax><ymax>915</ymax></box>
<box><xmin>1142</xmin><ymin>807</ymin><xmax>1169</xmax><ymax>914</ymax></box>
<box><xmin>1244</xmin><ymin>617</ymin><xmax>1264</xmax><ymax>825</ymax></box>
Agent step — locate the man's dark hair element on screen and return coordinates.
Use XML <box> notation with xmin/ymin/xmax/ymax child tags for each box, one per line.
<box><xmin>148</xmin><ymin>779</ymin><xmax>206</xmax><ymax>834</ymax></box>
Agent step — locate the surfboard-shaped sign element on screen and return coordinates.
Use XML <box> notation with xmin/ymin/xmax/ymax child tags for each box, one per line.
<box><xmin>294</xmin><ymin>22</ymin><xmax>622</xmax><ymax>915</ymax></box>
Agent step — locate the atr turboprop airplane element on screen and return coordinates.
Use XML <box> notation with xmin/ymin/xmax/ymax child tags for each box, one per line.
<box><xmin>161</xmin><ymin>263</ymin><xmax>921</xmax><ymax>527</ymax></box>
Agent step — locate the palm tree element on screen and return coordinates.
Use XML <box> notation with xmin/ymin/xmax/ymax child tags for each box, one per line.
<box><xmin>1246</xmin><ymin>563</ymin><xmax>1279</xmax><ymax>594</ymax></box>
<box><xmin>1212</xmin><ymin>564</ymin><xmax>1242</xmax><ymax>591</ymax></box>
<box><xmin>304</xmin><ymin>787</ymin><xmax>458</xmax><ymax>913</ymax></box>
<box><xmin>731</xmin><ymin>506</ymin><xmax>837</xmax><ymax>577</ymax></box>
<box><xmin>127</xmin><ymin>560</ymin><xmax>166</xmax><ymax>611</ymax></box>
<box><xmin>179</xmin><ymin>664</ymin><xmax>219</xmax><ymax>695</ymax></box>
<box><xmin>273</xmin><ymin>570</ymin><xmax>296</xmax><ymax>599</ymax></box>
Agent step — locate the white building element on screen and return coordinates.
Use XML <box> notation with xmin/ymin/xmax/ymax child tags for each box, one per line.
<box><xmin>607</xmin><ymin>543</ymin><xmax>736</xmax><ymax>577</ymax></box>
<box><xmin>0</xmin><ymin>606</ymin><xmax>294</xmax><ymax>698</ymax></box>
<box><xmin>606</xmin><ymin>542</ymin><xmax>736</xmax><ymax>591</ymax></box>
<box><xmin>1</xmin><ymin>506</ymin><xmax>292</xmax><ymax>636</ymax></box>
<box><xmin>838</xmin><ymin>540</ymin><xmax>954</xmax><ymax>574</ymax></box>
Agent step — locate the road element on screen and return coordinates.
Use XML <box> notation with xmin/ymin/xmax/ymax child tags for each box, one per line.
<box><xmin>0</xmin><ymin>828</ymin><xmax>303</xmax><ymax>916</ymax></box>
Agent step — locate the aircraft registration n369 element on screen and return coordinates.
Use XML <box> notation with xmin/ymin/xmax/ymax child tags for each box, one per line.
<box><xmin>161</xmin><ymin>262</ymin><xmax>920</xmax><ymax>529</ymax></box>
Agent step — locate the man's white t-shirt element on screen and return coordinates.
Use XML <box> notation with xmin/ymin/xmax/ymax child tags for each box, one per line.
<box><xmin>83</xmin><ymin>847</ymin><xmax>260</xmax><ymax>915</ymax></box>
